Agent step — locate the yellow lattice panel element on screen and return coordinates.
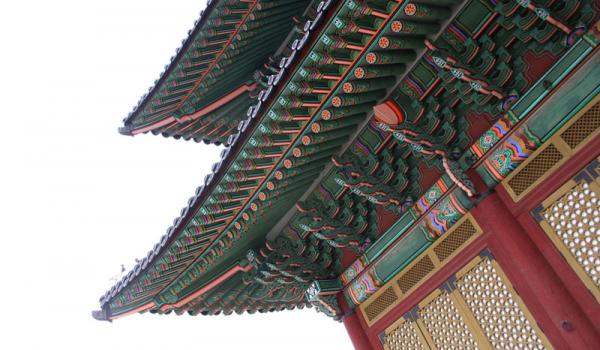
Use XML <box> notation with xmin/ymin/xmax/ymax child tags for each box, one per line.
<box><xmin>538</xmin><ymin>175</ymin><xmax>600</xmax><ymax>302</ymax></box>
<box><xmin>434</xmin><ymin>218</ymin><xmax>479</xmax><ymax>263</ymax></box>
<box><xmin>506</xmin><ymin>144</ymin><xmax>564</xmax><ymax>197</ymax></box>
<box><xmin>503</xmin><ymin>96</ymin><xmax>600</xmax><ymax>202</ymax></box>
<box><xmin>455</xmin><ymin>257</ymin><xmax>551</xmax><ymax>349</ymax></box>
<box><xmin>363</xmin><ymin>286</ymin><xmax>399</xmax><ymax>322</ymax></box>
<box><xmin>384</xmin><ymin>316</ymin><xmax>430</xmax><ymax>350</ymax></box>
<box><xmin>360</xmin><ymin>214</ymin><xmax>482</xmax><ymax>326</ymax></box>
<box><xmin>397</xmin><ymin>255</ymin><xmax>435</xmax><ymax>294</ymax></box>
<box><xmin>560</xmin><ymin>102</ymin><xmax>600</xmax><ymax>149</ymax></box>
<box><xmin>418</xmin><ymin>289</ymin><xmax>481</xmax><ymax>350</ymax></box>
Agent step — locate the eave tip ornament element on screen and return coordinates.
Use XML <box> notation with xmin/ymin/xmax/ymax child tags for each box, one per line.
<box><xmin>92</xmin><ymin>309</ymin><xmax>111</xmax><ymax>322</ymax></box>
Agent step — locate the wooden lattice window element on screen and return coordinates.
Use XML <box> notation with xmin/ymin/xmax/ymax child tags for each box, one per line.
<box><xmin>362</xmin><ymin>215</ymin><xmax>482</xmax><ymax>326</ymax></box>
<box><xmin>560</xmin><ymin>103</ymin><xmax>600</xmax><ymax>149</ymax></box>
<box><xmin>507</xmin><ymin>144</ymin><xmax>563</xmax><ymax>196</ymax></box>
<box><xmin>434</xmin><ymin>219</ymin><xmax>477</xmax><ymax>262</ymax></box>
<box><xmin>419</xmin><ymin>290</ymin><xmax>480</xmax><ymax>350</ymax></box>
<box><xmin>364</xmin><ymin>286</ymin><xmax>398</xmax><ymax>322</ymax></box>
<box><xmin>455</xmin><ymin>258</ymin><xmax>547</xmax><ymax>349</ymax></box>
<box><xmin>384</xmin><ymin>255</ymin><xmax>552</xmax><ymax>349</ymax></box>
<box><xmin>536</xmin><ymin>161</ymin><xmax>600</xmax><ymax>302</ymax></box>
<box><xmin>544</xmin><ymin>182</ymin><xmax>599</xmax><ymax>287</ymax></box>
<box><xmin>383</xmin><ymin>317</ymin><xmax>429</xmax><ymax>350</ymax></box>
<box><xmin>397</xmin><ymin>256</ymin><xmax>435</xmax><ymax>294</ymax></box>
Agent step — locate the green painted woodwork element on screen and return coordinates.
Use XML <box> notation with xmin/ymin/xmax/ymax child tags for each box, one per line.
<box><xmin>121</xmin><ymin>0</ymin><xmax>313</xmax><ymax>145</ymax></box>
<box><xmin>97</xmin><ymin>0</ymin><xmax>598</xmax><ymax>321</ymax></box>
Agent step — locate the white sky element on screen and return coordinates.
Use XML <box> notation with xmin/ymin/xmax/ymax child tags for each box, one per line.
<box><xmin>0</xmin><ymin>1</ymin><xmax>353</xmax><ymax>349</ymax></box>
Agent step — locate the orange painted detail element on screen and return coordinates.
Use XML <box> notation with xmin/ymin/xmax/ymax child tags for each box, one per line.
<box><xmin>373</xmin><ymin>100</ymin><xmax>405</xmax><ymax>125</ymax></box>
<box><xmin>174</xmin><ymin>1</ymin><xmax>258</xmax><ymax>109</ymax></box>
<box><xmin>131</xmin><ymin>117</ymin><xmax>177</xmax><ymax>135</ymax></box>
<box><xmin>159</xmin><ymin>265</ymin><xmax>252</xmax><ymax>311</ymax></box>
<box><xmin>178</xmin><ymin>83</ymin><xmax>257</xmax><ymax>123</ymax></box>
<box><xmin>331</xmin><ymin>96</ymin><xmax>343</xmax><ymax>107</ymax></box>
<box><xmin>378</xmin><ymin>37</ymin><xmax>390</xmax><ymax>48</ymax></box>
<box><xmin>354</xmin><ymin>67</ymin><xmax>365</xmax><ymax>79</ymax></box>
<box><xmin>131</xmin><ymin>83</ymin><xmax>256</xmax><ymax>135</ymax></box>
<box><xmin>110</xmin><ymin>302</ymin><xmax>156</xmax><ymax>320</ymax></box>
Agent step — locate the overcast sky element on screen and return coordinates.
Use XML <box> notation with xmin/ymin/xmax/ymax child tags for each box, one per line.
<box><xmin>0</xmin><ymin>1</ymin><xmax>353</xmax><ymax>349</ymax></box>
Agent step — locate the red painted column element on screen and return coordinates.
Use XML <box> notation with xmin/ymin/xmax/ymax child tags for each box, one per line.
<box><xmin>342</xmin><ymin>310</ymin><xmax>375</xmax><ymax>350</ymax></box>
<box><xmin>338</xmin><ymin>294</ymin><xmax>375</xmax><ymax>350</ymax></box>
<box><xmin>472</xmin><ymin>193</ymin><xmax>600</xmax><ymax>349</ymax></box>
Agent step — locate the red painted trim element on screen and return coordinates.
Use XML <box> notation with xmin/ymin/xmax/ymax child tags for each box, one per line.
<box><xmin>130</xmin><ymin>83</ymin><xmax>256</xmax><ymax>135</ymax></box>
<box><xmin>339</xmin><ymin>289</ymin><xmax>379</xmax><ymax>349</ymax></box>
<box><xmin>110</xmin><ymin>301</ymin><xmax>156</xmax><ymax>320</ymax></box>
<box><xmin>174</xmin><ymin>1</ymin><xmax>258</xmax><ymax>109</ymax></box>
<box><xmin>362</xmin><ymin>190</ymin><xmax>600</xmax><ymax>349</ymax></box>
<box><xmin>515</xmin><ymin>212</ymin><xmax>600</xmax><ymax>334</ymax></box>
<box><xmin>178</xmin><ymin>83</ymin><xmax>257</xmax><ymax>123</ymax></box>
<box><xmin>130</xmin><ymin>117</ymin><xmax>177</xmax><ymax>135</ymax></box>
<box><xmin>159</xmin><ymin>264</ymin><xmax>253</xmax><ymax>311</ymax></box>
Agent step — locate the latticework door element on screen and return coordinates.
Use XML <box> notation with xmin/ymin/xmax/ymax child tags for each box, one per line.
<box><xmin>454</xmin><ymin>258</ymin><xmax>547</xmax><ymax>349</ymax></box>
<box><xmin>383</xmin><ymin>255</ymin><xmax>551</xmax><ymax>349</ymax></box>
<box><xmin>418</xmin><ymin>289</ymin><xmax>480</xmax><ymax>350</ymax></box>
<box><xmin>535</xmin><ymin>158</ymin><xmax>600</xmax><ymax>303</ymax></box>
<box><xmin>384</xmin><ymin>316</ymin><xmax>429</xmax><ymax>350</ymax></box>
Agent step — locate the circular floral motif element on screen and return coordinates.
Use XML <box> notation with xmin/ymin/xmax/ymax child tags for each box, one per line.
<box><xmin>404</xmin><ymin>3</ymin><xmax>417</xmax><ymax>16</ymax></box>
<box><xmin>332</xmin><ymin>96</ymin><xmax>342</xmax><ymax>107</ymax></box>
<box><xmin>343</xmin><ymin>82</ymin><xmax>354</xmax><ymax>93</ymax></box>
<box><xmin>481</xmin><ymin>131</ymin><xmax>497</xmax><ymax>147</ymax></box>
<box><xmin>378</xmin><ymin>37</ymin><xmax>390</xmax><ymax>49</ymax></box>
<box><xmin>366</xmin><ymin>52</ymin><xmax>377</xmax><ymax>64</ymax></box>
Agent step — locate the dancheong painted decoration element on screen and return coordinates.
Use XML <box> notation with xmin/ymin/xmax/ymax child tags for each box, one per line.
<box><xmin>95</xmin><ymin>0</ymin><xmax>600</xmax><ymax>348</ymax></box>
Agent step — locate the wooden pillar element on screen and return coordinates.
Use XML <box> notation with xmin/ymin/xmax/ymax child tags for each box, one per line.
<box><xmin>342</xmin><ymin>310</ymin><xmax>375</xmax><ymax>350</ymax></box>
<box><xmin>472</xmin><ymin>192</ymin><xmax>600</xmax><ymax>349</ymax></box>
<box><xmin>338</xmin><ymin>293</ymin><xmax>375</xmax><ymax>350</ymax></box>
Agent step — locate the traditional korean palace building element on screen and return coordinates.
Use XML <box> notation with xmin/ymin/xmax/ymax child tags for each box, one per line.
<box><xmin>95</xmin><ymin>0</ymin><xmax>600</xmax><ymax>348</ymax></box>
